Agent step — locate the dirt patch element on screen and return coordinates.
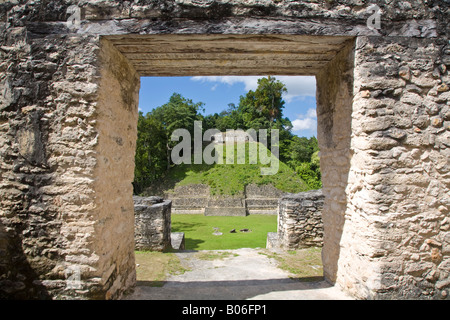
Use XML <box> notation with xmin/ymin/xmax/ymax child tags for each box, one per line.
<box><xmin>195</xmin><ymin>251</ymin><xmax>240</xmax><ymax>261</ymax></box>
<box><xmin>133</xmin><ymin>247</ymin><xmax>323</xmax><ymax>287</ymax></box>
<box><xmin>126</xmin><ymin>248</ymin><xmax>351</xmax><ymax>300</ymax></box>
<box><xmin>135</xmin><ymin>251</ymin><xmax>189</xmax><ymax>287</ymax></box>
<box><xmin>260</xmin><ymin>247</ymin><xmax>323</xmax><ymax>281</ymax></box>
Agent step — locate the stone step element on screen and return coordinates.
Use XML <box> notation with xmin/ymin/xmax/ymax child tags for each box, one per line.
<box><xmin>171</xmin><ymin>232</ymin><xmax>185</xmax><ymax>250</ymax></box>
<box><xmin>266</xmin><ymin>232</ymin><xmax>280</xmax><ymax>249</ymax></box>
<box><xmin>204</xmin><ymin>207</ymin><xmax>247</xmax><ymax>216</ymax></box>
<box><xmin>170</xmin><ymin>198</ymin><xmax>208</xmax><ymax>207</ymax></box>
<box><xmin>247</xmin><ymin>209</ymin><xmax>277</xmax><ymax>215</ymax></box>
<box><xmin>172</xmin><ymin>208</ymin><xmax>204</xmax><ymax>214</ymax></box>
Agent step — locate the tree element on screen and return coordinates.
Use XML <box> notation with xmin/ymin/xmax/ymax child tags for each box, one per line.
<box><xmin>203</xmin><ymin>113</ymin><xmax>220</xmax><ymax>131</ymax></box>
<box><xmin>133</xmin><ymin>112</ymin><xmax>168</xmax><ymax>194</ymax></box>
<box><xmin>288</xmin><ymin>136</ymin><xmax>318</xmax><ymax>168</ymax></box>
<box><xmin>151</xmin><ymin>93</ymin><xmax>204</xmax><ymax>137</ymax></box>
<box><xmin>238</xmin><ymin>76</ymin><xmax>287</xmax><ymax>128</ymax></box>
<box><xmin>150</xmin><ymin>93</ymin><xmax>204</xmax><ymax>169</ymax></box>
<box><xmin>295</xmin><ymin>162</ymin><xmax>322</xmax><ymax>190</ymax></box>
<box><xmin>133</xmin><ymin>93</ymin><xmax>204</xmax><ymax>194</ymax></box>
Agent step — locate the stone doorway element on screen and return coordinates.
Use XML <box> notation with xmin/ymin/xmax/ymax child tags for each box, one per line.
<box><xmin>96</xmin><ymin>34</ymin><xmax>355</xmax><ymax>299</ymax></box>
<box><xmin>1</xmin><ymin>1</ymin><xmax>448</xmax><ymax>301</ymax></box>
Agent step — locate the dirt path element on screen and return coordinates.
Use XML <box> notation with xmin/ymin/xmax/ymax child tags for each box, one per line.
<box><xmin>124</xmin><ymin>248</ymin><xmax>352</xmax><ymax>300</ymax></box>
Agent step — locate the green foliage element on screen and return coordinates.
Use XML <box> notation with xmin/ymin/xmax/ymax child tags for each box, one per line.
<box><xmin>134</xmin><ymin>78</ymin><xmax>323</xmax><ymax>195</ymax></box>
<box><xmin>160</xmin><ymin>142</ymin><xmax>309</xmax><ymax>196</ymax></box>
<box><xmin>295</xmin><ymin>162</ymin><xmax>322</xmax><ymax>190</ymax></box>
<box><xmin>288</xmin><ymin>136</ymin><xmax>319</xmax><ymax>167</ymax></box>
<box><xmin>133</xmin><ymin>112</ymin><xmax>168</xmax><ymax>194</ymax></box>
<box><xmin>133</xmin><ymin>93</ymin><xmax>204</xmax><ymax>194</ymax></box>
<box><xmin>311</xmin><ymin>150</ymin><xmax>320</xmax><ymax>171</ymax></box>
<box><xmin>238</xmin><ymin>76</ymin><xmax>287</xmax><ymax>127</ymax></box>
<box><xmin>171</xmin><ymin>214</ymin><xmax>278</xmax><ymax>250</ymax></box>
<box><xmin>288</xmin><ymin>137</ymin><xmax>321</xmax><ymax>190</ymax></box>
<box><xmin>151</xmin><ymin>93</ymin><xmax>204</xmax><ymax>147</ymax></box>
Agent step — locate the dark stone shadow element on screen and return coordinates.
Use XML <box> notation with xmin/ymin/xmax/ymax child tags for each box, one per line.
<box><xmin>184</xmin><ymin>238</ymin><xmax>206</xmax><ymax>250</ymax></box>
<box><xmin>126</xmin><ymin>277</ymin><xmax>337</xmax><ymax>300</ymax></box>
<box><xmin>0</xmin><ymin>220</ymin><xmax>52</xmax><ymax>300</ymax></box>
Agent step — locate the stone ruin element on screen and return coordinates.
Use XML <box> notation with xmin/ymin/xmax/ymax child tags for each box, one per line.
<box><xmin>269</xmin><ymin>189</ymin><xmax>325</xmax><ymax>250</ymax></box>
<box><xmin>133</xmin><ymin>196</ymin><xmax>184</xmax><ymax>251</ymax></box>
<box><xmin>167</xmin><ymin>183</ymin><xmax>283</xmax><ymax>216</ymax></box>
<box><xmin>133</xmin><ymin>196</ymin><xmax>172</xmax><ymax>252</ymax></box>
<box><xmin>0</xmin><ymin>1</ymin><xmax>448</xmax><ymax>300</ymax></box>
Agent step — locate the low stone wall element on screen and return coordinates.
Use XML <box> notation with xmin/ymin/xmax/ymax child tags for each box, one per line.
<box><xmin>277</xmin><ymin>190</ymin><xmax>324</xmax><ymax>250</ymax></box>
<box><xmin>205</xmin><ymin>196</ymin><xmax>247</xmax><ymax>216</ymax></box>
<box><xmin>167</xmin><ymin>183</ymin><xmax>283</xmax><ymax>215</ymax></box>
<box><xmin>167</xmin><ymin>184</ymin><xmax>209</xmax><ymax>214</ymax></box>
<box><xmin>246</xmin><ymin>184</ymin><xmax>284</xmax><ymax>215</ymax></box>
<box><xmin>134</xmin><ymin>196</ymin><xmax>172</xmax><ymax>252</ymax></box>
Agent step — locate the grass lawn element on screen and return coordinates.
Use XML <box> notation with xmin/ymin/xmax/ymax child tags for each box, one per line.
<box><xmin>171</xmin><ymin>214</ymin><xmax>278</xmax><ymax>250</ymax></box>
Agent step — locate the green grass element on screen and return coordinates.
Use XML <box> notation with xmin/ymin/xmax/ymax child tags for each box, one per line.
<box><xmin>144</xmin><ymin>142</ymin><xmax>309</xmax><ymax>196</ymax></box>
<box><xmin>135</xmin><ymin>251</ymin><xmax>189</xmax><ymax>286</ymax></box>
<box><xmin>195</xmin><ymin>251</ymin><xmax>239</xmax><ymax>260</ymax></box>
<box><xmin>259</xmin><ymin>247</ymin><xmax>323</xmax><ymax>281</ymax></box>
<box><xmin>171</xmin><ymin>214</ymin><xmax>277</xmax><ymax>250</ymax></box>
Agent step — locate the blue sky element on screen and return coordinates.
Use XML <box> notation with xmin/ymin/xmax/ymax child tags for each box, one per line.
<box><xmin>138</xmin><ymin>76</ymin><xmax>318</xmax><ymax>138</ymax></box>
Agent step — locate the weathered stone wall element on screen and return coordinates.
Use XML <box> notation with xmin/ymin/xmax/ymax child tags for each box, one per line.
<box><xmin>316</xmin><ymin>38</ymin><xmax>355</xmax><ymax>288</ymax></box>
<box><xmin>278</xmin><ymin>190</ymin><xmax>324</xmax><ymax>250</ymax></box>
<box><xmin>0</xmin><ymin>0</ymin><xmax>448</xmax><ymax>300</ymax></box>
<box><xmin>245</xmin><ymin>183</ymin><xmax>284</xmax><ymax>215</ymax></box>
<box><xmin>0</xmin><ymin>33</ymin><xmax>110</xmax><ymax>299</ymax></box>
<box><xmin>90</xmin><ymin>37</ymin><xmax>140</xmax><ymax>300</ymax></box>
<box><xmin>205</xmin><ymin>196</ymin><xmax>247</xmax><ymax>216</ymax></box>
<box><xmin>0</xmin><ymin>30</ymin><xmax>139</xmax><ymax>299</ymax></box>
<box><xmin>339</xmin><ymin>36</ymin><xmax>450</xmax><ymax>300</ymax></box>
<box><xmin>167</xmin><ymin>183</ymin><xmax>283</xmax><ymax>215</ymax></box>
<box><xmin>166</xmin><ymin>184</ymin><xmax>209</xmax><ymax>214</ymax></box>
<box><xmin>134</xmin><ymin>196</ymin><xmax>171</xmax><ymax>252</ymax></box>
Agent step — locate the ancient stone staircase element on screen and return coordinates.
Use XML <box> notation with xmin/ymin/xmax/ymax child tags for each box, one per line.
<box><xmin>165</xmin><ymin>184</ymin><xmax>284</xmax><ymax>216</ymax></box>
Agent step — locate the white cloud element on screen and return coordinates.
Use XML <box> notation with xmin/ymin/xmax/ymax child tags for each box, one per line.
<box><xmin>291</xmin><ymin>108</ymin><xmax>317</xmax><ymax>132</ymax></box>
<box><xmin>277</xmin><ymin>76</ymin><xmax>316</xmax><ymax>102</ymax></box>
<box><xmin>305</xmin><ymin>108</ymin><xmax>317</xmax><ymax>118</ymax></box>
<box><xmin>191</xmin><ymin>76</ymin><xmax>260</xmax><ymax>92</ymax></box>
<box><xmin>292</xmin><ymin>118</ymin><xmax>317</xmax><ymax>131</ymax></box>
<box><xmin>190</xmin><ymin>75</ymin><xmax>316</xmax><ymax>101</ymax></box>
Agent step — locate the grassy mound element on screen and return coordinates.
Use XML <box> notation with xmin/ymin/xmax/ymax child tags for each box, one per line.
<box><xmin>144</xmin><ymin>142</ymin><xmax>309</xmax><ymax>196</ymax></box>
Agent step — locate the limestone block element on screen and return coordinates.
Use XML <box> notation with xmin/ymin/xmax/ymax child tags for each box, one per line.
<box><xmin>171</xmin><ymin>232</ymin><xmax>185</xmax><ymax>251</ymax></box>
<box><xmin>278</xmin><ymin>189</ymin><xmax>324</xmax><ymax>250</ymax></box>
<box><xmin>134</xmin><ymin>197</ymin><xmax>172</xmax><ymax>252</ymax></box>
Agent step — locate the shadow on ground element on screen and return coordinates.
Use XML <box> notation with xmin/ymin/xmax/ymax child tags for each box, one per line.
<box><xmin>126</xmin><ymin>248</ymin><xmax>352</xmax><ymax>300</ymax></box>
<box><xmin>130</xmin><ymin>277</ymin><xmax>336</xmax><ymax>300</ymax></box>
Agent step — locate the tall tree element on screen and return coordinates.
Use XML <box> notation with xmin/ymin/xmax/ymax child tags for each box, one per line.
<box><xmin>133</xmin><ymin>93</ymin><xmax>204</xmax><ymax>194</ymax></box>
<box><xmin>150</xmin><ymin>93</ymin><xmax>204</xmax><ymax>169</ymax></box>
<box><xmin>237</xmin><ymin>76</ymin><xmax>288</xmax><ymax>131</ymax></box>
<box><xmin>133</xmin><ymin>112</ymin><xmax>168</xmax><ymax>194</ymax></box>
